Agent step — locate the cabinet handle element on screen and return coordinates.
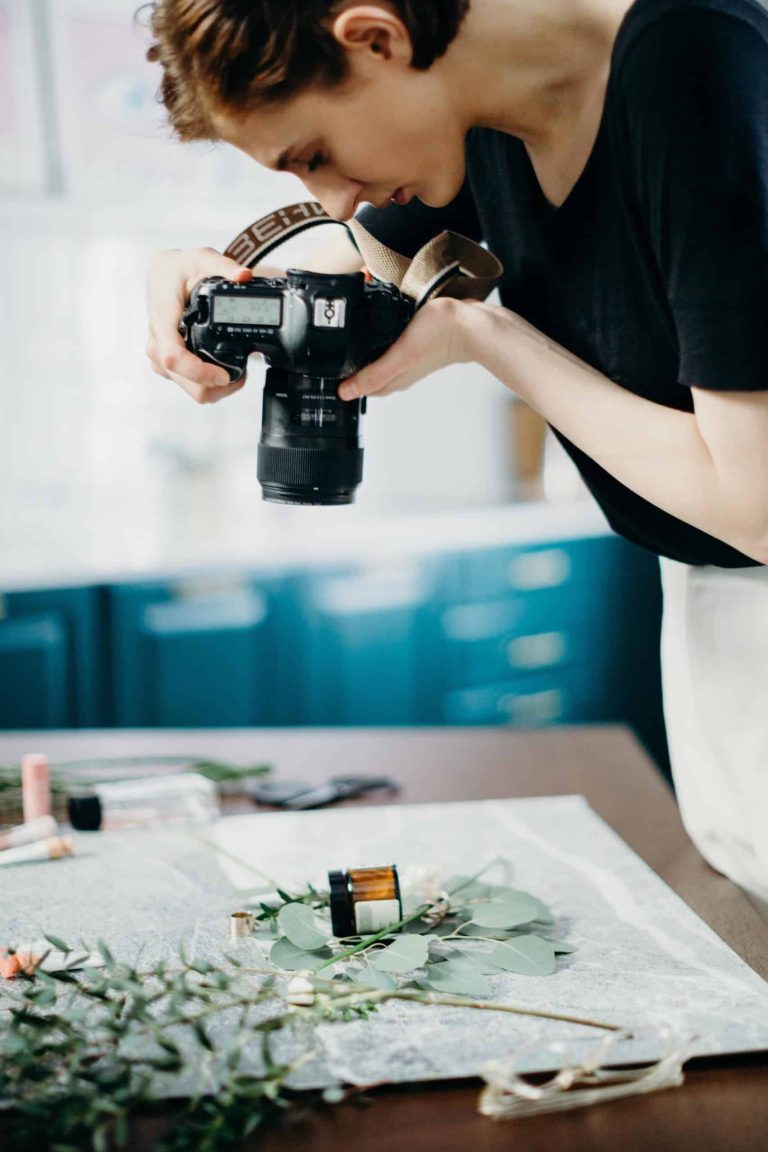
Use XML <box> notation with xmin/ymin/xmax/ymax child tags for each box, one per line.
<box><xmin>171</xmin><ymin>576</ymin><xmax>254</xmax><ymax>601</ymax></box>
<box><xmin>507</xmin><ymin>549</ymin><xmax>570</xmax><ymax>591</ymax></box>
<box><xmin>499</xmin><ymin>689</ymin><xmax>564</xmax><ymax>724</ymax></box>
<box><xmin>507</xmin><ymin>631</ymin><xmax>567</xmax><ymax>669</ymax></box>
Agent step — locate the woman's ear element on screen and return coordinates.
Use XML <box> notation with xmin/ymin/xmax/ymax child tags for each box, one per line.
<box><xmin>331</xmin><ymin>4</ymin><xmax>413</xmax><ymax>65</ymax></box>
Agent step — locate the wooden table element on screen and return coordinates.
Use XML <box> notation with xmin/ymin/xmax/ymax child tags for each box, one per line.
<box><xmin>1</xmin><ymin>725</ymin><xmax>766</xmax><ymax>1151</ymax></box>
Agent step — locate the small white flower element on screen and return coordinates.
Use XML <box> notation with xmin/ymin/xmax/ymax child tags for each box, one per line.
<box><xmin>285</xmin><ymin>972</ymin><xmax>315</xmax><ymax>1007</ymax></box>
<box><xmin>399</xmin><ymin>866</ymin><xmax>445</xmax><ymax>909</ymax></box>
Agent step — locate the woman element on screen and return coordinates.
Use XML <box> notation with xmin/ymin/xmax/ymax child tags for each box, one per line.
<box><xmin>145</xmin><ymin>0</ymin><xmax>768</xmax><ymax>909</ymax></box>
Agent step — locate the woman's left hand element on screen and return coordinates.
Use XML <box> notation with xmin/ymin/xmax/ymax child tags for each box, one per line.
<box><xmin>338</xmin><ymin>296</ymin><xmax>474</xmax><ymax>401</ymax></box>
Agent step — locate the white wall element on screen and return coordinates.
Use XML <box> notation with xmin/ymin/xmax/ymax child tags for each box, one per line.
<box><xmin>0</xmin><ymin>0</ymin><xmax>580</xmax><ymax>574</ymax></box>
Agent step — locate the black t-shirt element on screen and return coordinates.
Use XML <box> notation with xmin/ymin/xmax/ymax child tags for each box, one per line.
<box><xmin>357</xmin><ymin>0</ymin><xmax>768</xmax><ymax>567</ymax></box>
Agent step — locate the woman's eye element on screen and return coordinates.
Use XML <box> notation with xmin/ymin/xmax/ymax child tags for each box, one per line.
<box><xmin>306</xmin><ymin>152</ymin><xmax>326</xmax><ymax>173</ymax></box>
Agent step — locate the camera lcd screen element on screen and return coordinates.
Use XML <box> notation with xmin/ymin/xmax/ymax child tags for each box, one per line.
<box><xmin>213</xmin><ymin>295</ymin><xmax>282</xmax><ymax>326</ymax></box>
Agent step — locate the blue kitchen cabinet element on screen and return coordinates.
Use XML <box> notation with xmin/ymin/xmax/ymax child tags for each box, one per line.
<box><xmin>581</xmin><ymin>536</ymin><xmax>666</xmax><ymax>765</ymax></box>
<box><xmin>443</xmin><ymin>666</ymin><xmax>590</xmax><ymax>726</ymax></box>
<box><xmin>108</xmin><ymin>573</ymin><xmax>291</xmax><ymax>727</ymax></box>
<box><xmin>293</xmin><ymin>559</ymin><xmax>443</xmax><ymax>726</ymax></box>
<box><xmin>0</xmin><ymin>586</ymin><xmax>107</xmax><ymax>728</ymax></box>
<box><xmin>437</xmin><ymin>534</ymin><xmax>667</xmax><ymax>769</ymax></box>
<box><xmin>0</xmin><ymin>525</ymin><xmax>667</xmax><ymax>771</ymax></box>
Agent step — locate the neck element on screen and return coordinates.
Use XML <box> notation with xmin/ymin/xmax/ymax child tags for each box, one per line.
<box><xmin>443</xmin><ymin>0</ymin><xmax>634</xmax><ymax>145</ymax></box>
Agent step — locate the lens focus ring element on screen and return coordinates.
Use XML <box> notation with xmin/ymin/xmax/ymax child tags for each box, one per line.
<box><xmin>257</xmin><ymin>445</ymin><xmax>363</xmax><ymax>491</ymax></box>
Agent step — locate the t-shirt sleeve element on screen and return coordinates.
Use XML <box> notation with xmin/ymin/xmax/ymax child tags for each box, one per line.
<box><xmin>354</xmin><ymin>179</ymin><xmax>483</xmax><ymax>258</ymax></box>
<box><xmin>615</xmin><ymin>5</ymin><xmax>768</xmax><ymax>391</ymax></box>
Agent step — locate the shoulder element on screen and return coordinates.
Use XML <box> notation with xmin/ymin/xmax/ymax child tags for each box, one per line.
<box><xmin>613</xmin><ymin>0</ymin><xmax>768</xmax><ymax>88</ymax></box>
<box><xmin>609</xmin><ymin>0</ymin><xmax>768</xmax><ymax>139</ymax></box>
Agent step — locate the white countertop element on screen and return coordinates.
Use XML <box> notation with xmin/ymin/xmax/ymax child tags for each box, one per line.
<box><xmin>0</xmin><ymin>484</ymin><xmax>608</xmax><ymax>591</ymax></box>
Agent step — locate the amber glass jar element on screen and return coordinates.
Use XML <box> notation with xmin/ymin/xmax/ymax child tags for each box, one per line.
<box><xmin>328</xmin><ymin>865</ymin><xmax>402</xmax><ymax>937</ymax></box>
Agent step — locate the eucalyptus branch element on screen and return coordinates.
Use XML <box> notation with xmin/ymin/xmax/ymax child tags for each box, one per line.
<box><xmin>1</xmin><ymin>854</ymin><xmax>589</xmax><ymax>1150</ymax></box>
<box><xmin>313</xmin><ymin>855</ymin><xmax>510</xmax><ymax>972</ymax></box>
<box><xmin>304</xmin><ymin>976</ymin><xmax>623</xmax><ymax>1034</ymax></box>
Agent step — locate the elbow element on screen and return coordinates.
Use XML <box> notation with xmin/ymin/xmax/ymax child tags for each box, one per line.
<box><xmin>742</xmin><ymin>537</ymin><xmax>768</xmax><ymax>566</ymax></box>
<box><xmin>730</xmin><ymin>518</ymin><xmax>768</xmax><ymax>565</ymax></box>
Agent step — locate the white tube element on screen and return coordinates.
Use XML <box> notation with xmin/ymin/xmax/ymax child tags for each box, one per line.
<box><xmin>0</xmin><ymin>815</ymin><xmax>59</xmax><ymax>852</ymax></box>
<box><xmin>0</xmin><ymin>835</ymin><xmax>74</xmax><ymax>867</ymax></box>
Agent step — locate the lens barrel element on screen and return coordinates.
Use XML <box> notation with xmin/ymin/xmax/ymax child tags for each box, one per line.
<box><xmin>257</xmin><ymin>368</ymin><xmax>365</xmax><ymax>505</ymax></box>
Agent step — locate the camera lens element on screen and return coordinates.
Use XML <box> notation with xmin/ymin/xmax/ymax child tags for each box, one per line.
<box><xmin>257</xmin><ymin>368</ymin><xmax>365</xmax><ymax>505</ymax></box>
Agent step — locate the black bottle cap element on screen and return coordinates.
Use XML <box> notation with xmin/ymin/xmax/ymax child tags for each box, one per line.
<box><xmin>67</xmin><ymin>792</ymin><xmax>103</xmax><ymax>832</ymax></box>
<box><xmin>328</xmin><ymin>869</ymin><xmax>355</xmax><ymax>937</ymax></box>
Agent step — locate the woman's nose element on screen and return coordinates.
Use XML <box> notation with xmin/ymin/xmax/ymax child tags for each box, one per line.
<box><xmin>303</xmin><ymin>172</ymin><xmax>365</xmax><ymax>222</ymax></box>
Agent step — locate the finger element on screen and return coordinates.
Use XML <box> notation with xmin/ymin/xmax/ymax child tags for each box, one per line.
<box><xmin>367</xmin><ymin>371</ymin><xmax>416</xmax><ymax>398</ymax></box>
<box><xmin>184</xmin><ymin>249</ymin><xmax>255</xmax><ymax>294</ymax></box>
<box><xmin>338</xmin><ymin>345</ymin><xmax>412</xmax><ymax>400</ymax></box>
<box><xmin>253</xmin><ymin>263</ymin><xmax>286</xmax><ymax>279</ymax></box>
<box><xmin>152</xmin><ymin>330</ymin><xmax>235</xmax><ymax>389</ymax></box>
<box><xmin>147</xmin><ymin>251</ymin><xmax>252</xmax><ymax>363</ymax></box>
<box><xmin>165</xmin><ymin>364</ymin><xmax>247</xmax><ymax>404</ymax></box>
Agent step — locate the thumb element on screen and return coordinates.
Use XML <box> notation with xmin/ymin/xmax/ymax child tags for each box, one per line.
<box><xmin>216</xmin><ymin>257</ymin><xmax>253</xmax><ymax>282</ymax></box>
<box><xmin>185</xmin><ymin>253</ymin><xmax>254</xmax><ymax>297</ymax></box>
<box><xmin>339</xmin><ymin>341</ymin><xmax>407</xmax><ymax>400</ymax></box>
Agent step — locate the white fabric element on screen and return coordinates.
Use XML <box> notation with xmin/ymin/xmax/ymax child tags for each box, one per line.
<box><xmin>660</xmin><ymin>556</ymin><xmax>768</xmax><ymax>910</ymax></box>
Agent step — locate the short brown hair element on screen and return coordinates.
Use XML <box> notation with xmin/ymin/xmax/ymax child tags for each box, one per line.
<box><xmin>143</xmin><ymin>1</ymin><xmax>470</xmax><ymax>142</ymax></box>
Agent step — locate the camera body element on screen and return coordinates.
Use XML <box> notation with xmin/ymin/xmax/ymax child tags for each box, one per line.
<box><xmin>182</xmin><ymin>269</ymin><xmax>413</xmax><ymax>505</ymax></box>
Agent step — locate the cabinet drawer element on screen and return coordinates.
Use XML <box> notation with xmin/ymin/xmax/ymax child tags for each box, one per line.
<box><xmin>109</xmin><ymin>575</ymin><xmax>285</xmax><ymax>727</ymax></box>
<box><xmin>445</xmin><ymin>624</ymin><xmax>579</xmax><ymax>689</ymax></box>
<box><xmin>440</xmin><ymin>593</ymin><xmax>577</xmax><ymax>642</ymax></box>
<box><xmin>442</xmin><ymin>669</ymin><xmax>588</xmax><ymax>727</ymax></box>
<box><xmin>294</xmin><ymin>560</ymin><xmax>441</xmax><ymax>725</ymax></box>
<box><xmin>0</xmin><ymin>586</ymin><xmax>107</xmax><ymax>728</ymax></box>
<box><xmin>455</xmin><ymin>534</ymin><xmax>598</xmax><ymax>599</ymax></box>
<box><xmin>0</xmin><ymin>612</ymin><xmax>68</xmax><ymax>728</ymax></box>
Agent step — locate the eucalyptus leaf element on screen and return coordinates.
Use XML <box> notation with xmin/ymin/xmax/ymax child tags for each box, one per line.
<box><xmin>269</xmin><ymin>937</ymin><xmax>334</xmax><ymax>971</ymax></box>
<box><xmin>444</xmin><ymin>875</ymin><xmax>495</xmax><ymax>901</ymax></box>
<box><xmin>444</xmin><ymin>949</ymin><xmax>510</xmax><ymax>977</ymax></box>
<box><xmin>43</xmin><ymin>934</ymin><xmax>71</xmax><ymax>953</ymax></box>
<box><xmin>549</xmin><ymin>940</ymin><xmax>576</xmax><ymax>954</ymax></box>
<box><xmin>277</xmin><ymin>903</ymin><xmax>329</xmax><ymax>952</ymax></box>
<box><xmin>472</xmin><ymin>895</ymin><xmax>542</xmax><ymax>929</ymax></box>
<box><xmin>428</xmin><ymin>919</ymin><xmax>466</xmax><ymax>937</ymax></box>
<box><xmin>426</xmin><ymin>960</ymin><xmax>490</xmax><ymax>997</ymax></box>
<box><xmin>433</xmin><ymin>951</ymin><xmax>485</xmax><ymax>975</ymax></box>
<box><xmin>478</xmin><ymin>958</ymin><xmax>508</xmax><ymax>975</ymax></box>
<box><xmin>491</xmin><ymin>888</ymin><xmax>556</xmax><ymax>925</ymax></box>
<box><xmin>370</xmin><ymin>934</ymin><xmax>429</xmax><ymax>974</ymax></box>
<box><xmin>455</xmin><ymin>922</ymin><xmax>522</xmax><ymax>940</ymax></box>
<box><xmin>489</xmin><ymin>935</ymin><xmax>557</xmax><ymax>976</ymax></box>
<box><xmin>408</xmin><ymin>975</ymin><xmax>434</xmax><ymax>992</ymax></box>
<box><xmin>31</xmin><ymin>986</ymin><xmax>57</xmax><ymax>1008</ymax></box>
<box><xmin>350</xmin><ymin>966</ymin><xmax>398</xmax><ymax>991</ymax></box>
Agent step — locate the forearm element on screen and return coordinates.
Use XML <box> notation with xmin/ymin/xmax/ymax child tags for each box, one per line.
<box><xmin>466</xmin><ymin>301</ymin><xmax>768</xmax><ymax>562</ymax></box>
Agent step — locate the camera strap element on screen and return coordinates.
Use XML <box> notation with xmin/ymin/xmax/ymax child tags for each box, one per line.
<box><xmin>223</xmin><ymin>201</ymin><xmax>503</xmax><ymax>308</ymax></box>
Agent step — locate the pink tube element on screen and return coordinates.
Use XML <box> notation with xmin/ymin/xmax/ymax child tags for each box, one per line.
<box><xmin>21</xmin><ymin>753</ymin><xmax>52</xmax><ymax>822</ymax></box>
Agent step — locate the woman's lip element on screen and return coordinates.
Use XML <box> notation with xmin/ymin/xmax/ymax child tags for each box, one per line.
<box><xmin>370</xmin><ymin>187</ymin><xmax>411</xmax><ymax>210</ymax></box>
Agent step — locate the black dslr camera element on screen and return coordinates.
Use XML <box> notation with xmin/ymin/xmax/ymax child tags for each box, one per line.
<box><xmin>182</xmin><ymin>269</ymin><xmax>413</xmax><ymax>505</ymax></box>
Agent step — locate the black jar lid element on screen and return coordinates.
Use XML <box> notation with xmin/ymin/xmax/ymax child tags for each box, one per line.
<box><xmin>67</xmin><ymin>792</ymin><xmax>103</xmax><ymax>832</ymax></box>
<box><xmin>328</xmin><ymin>869</ymin><xmax>355</xmax><ymax>938</ymax></box>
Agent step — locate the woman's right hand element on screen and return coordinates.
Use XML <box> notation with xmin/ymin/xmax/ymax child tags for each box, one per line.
<box><xmin>145</xmin><ymin>247</ymin><xmax>283</xmax><ymax>405</ymax></box>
